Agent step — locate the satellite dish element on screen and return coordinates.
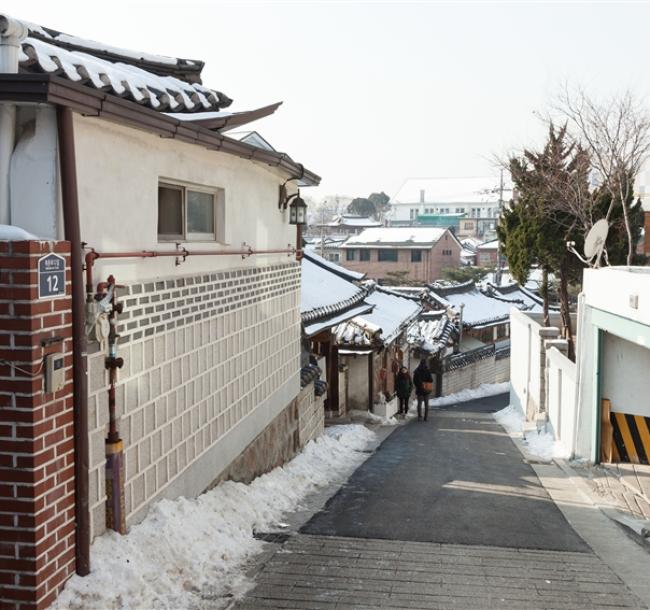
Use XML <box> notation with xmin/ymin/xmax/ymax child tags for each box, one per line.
<box><xmin>584</xmin><ymin>219</ymin><xmax>609</xmax><ymax>259</ymax></box>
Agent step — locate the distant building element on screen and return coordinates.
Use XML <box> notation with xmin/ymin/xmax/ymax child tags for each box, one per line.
<box><xmin>308</xmin><ymin>214</ymin><xmax>382</xmax><ymax>240</ymax></box>
<box><xmin>388</xmin><ymin>176</ymin><xmax>513</xmax><ymax>240</ymax></box>
<box><xmin>340</xmin><ymin>227</ymin><xmax>462</xmax><ymax>283</ymax></box>
<box><xmin>476</xmin><ymin>239</ymin><xmax>500</xmax><ymax>267</ymax></box>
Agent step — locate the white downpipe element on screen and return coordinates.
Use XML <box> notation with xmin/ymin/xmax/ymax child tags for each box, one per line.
<box><xmin>0</xmin><ymin>15</ymin><xmax>27</xmax><ymax>224</ymax></box>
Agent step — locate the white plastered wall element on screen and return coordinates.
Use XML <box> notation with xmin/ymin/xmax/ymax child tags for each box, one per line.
<box><xmin>72</xmin><ymin>114</ymin><xmax>299</xmax><ymax>283</ymax></box>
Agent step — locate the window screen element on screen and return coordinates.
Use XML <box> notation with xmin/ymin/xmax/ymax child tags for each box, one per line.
<box><xmin>158</xmin><ymin>186</ymin><xmax>183</xmax><ymax>238</ymax></box>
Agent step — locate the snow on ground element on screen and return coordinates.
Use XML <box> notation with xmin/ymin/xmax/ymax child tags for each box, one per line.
<box><xmin>51</xmin><ymin>425</ymin><xmax>376</xmax><ymax>610</ymax></box>
<box><xmin>420</xmin><ymin>382</ymin><xmax>510</xmax><ymax>409</ymax></box>
<box><xmin>348</xmin><ymin>409</ymin><xmax>399</xmax><ymax>426</ymax></box>
<box><xmin>494</xmin><ymin>405</ymin><xmax>570</xmax><ymax>461</ymax></box>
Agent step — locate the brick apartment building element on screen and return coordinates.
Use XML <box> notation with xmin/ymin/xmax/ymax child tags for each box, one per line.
<box><xmin>340</xmin><ymin>227</ymin><xmax>462</xmax><ymax>284</ymax></box>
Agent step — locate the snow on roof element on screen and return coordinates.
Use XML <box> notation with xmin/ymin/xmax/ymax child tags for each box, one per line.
<box><xmin>16</xmin><ymin>17</ymin><xmax>232</xmax><ymax>113</ymax></box>
<box><xmin>328</xmin><ymin>215</ymin><xmax>382</xmax><ymax>228</ymax></box>
<box><xmin>226</xmin><ymin>131</ymin><xmax>276</xmax><ymax>152</ymax></box>
<box><xmin>461</xmin><ymin>237</ymin><xmax>482</xmax><ymax>251</ymax></box>
<box><xmin>334</xmin><ymin>288</ymin><xmax>421</xmax><ymax>346</ymax></box>
<box><xmin>303</xmin><ymin>303</ymin><xmax>374</xmax><ymax>338</ymax></box>
<box><xmin>429</xmin><ymin>283</ymin><xmax>513</xmax><ymax>327</ymax></box>
<box><xmin>490</xmin><ymin>283</ymin><xmax>551</xmax><ymax>313</ymax></box>
<box><xmin>342</xmin><ymin>227</ymin><xmax>447</xmax><ymax>247</ymax></box>
<box><xmin>392</xmin><ymin>176</ymin><xmax>514</xmax><ymax>205</ymax></box>
<box><xmin>407</xmin><ymin>314</ymin><xmax>457</xmax><ymax>355</ymax></box>
<box><xmin>24</xmin><ymin>20</ymin><xmax>186</xmax><ymax>67</ymax></box>
<box><xmin>20</xmin><ymin>35</ymin><xmax>230</xmax><ymax>112</ymax></box>
<box><xmin>429</xmin><ymin>280</ymin><xmax>548</xmax><ymax>327</ymax></box>
<box><xmin>301</xmin><ymin>258</ymin><xmax>366</xmax><ymax>317</ymax></box>
<box><xmin>477</xmin><ymin>239</ymin><xmax>499</xmax><ymax>250</ymax></box>
<box><xmin>303</xmin><ymin>250</ymin><xmax>366</xmax><ymax>281</ymax></box>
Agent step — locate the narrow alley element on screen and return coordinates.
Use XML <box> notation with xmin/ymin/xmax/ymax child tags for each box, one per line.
<box><xmin>235</xmin><ymin>394</ymin><xmax>646</xmax><ymax>609</ymax></box>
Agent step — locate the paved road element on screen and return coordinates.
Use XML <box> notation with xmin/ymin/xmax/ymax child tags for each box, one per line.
<box><xmin>234</xmin><ymin>397</ymin><xmax>645</xmax><ymax>609</ymax></box>
<box><xmin>431</xmin><ymin>392</ymin><xmax>509</xmax><ymax>413</ymax></box>
<box><xmin>302</xmin><ymin>410</ymin><xmax>587</xmax><ymax>551</ymax></box>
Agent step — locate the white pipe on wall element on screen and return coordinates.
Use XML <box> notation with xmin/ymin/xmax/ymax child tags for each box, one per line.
<box><xmin>0</xmin><ymin>15</ymin><xmax>28</xmax><ymax>224</ymax></box>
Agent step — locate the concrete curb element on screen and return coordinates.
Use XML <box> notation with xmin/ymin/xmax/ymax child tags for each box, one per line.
<box><xmin>496</xmin><ymin>418</ymin><xmax>650</xmax><ymax>609</ymax></box>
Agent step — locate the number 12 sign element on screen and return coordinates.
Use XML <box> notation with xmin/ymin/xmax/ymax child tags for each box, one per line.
<box><xmin>38</xmin><ymin>253</ymin><xmax>66</xmax><ymax>299</ymax></box>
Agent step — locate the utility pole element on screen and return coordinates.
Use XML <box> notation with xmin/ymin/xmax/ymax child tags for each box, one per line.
<box><xmin>495</xmin><ymin>169</ymin><xmax>504</xmax><ymax>285</ymax></box>
<box><xmin>320</xmin><ymin>204</ymin><xmax>325</xmax><ymax>258</ymax></box>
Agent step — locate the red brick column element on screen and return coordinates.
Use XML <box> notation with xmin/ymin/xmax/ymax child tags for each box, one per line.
<box><xmin>0</xmin><ymin>241</ymin><xmax>76</xmax><ymax>610</ymax></box>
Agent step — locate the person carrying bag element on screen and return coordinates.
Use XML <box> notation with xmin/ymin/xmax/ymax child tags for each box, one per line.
<box><xmin>413</xmin><ymin>359</ymin><xmax>434</xmax><ymax>421</ymax></box>
<box><xmin>395</xmin><ymin>366</ymin><xmax>413</xmax><ymax>416</ymax></box>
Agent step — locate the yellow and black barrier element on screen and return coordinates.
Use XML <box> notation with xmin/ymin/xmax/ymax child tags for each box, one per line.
<box><xmin>610</xmin><ymin>409</ymin><xmax>650</xmax><ymax>465</ymax></box>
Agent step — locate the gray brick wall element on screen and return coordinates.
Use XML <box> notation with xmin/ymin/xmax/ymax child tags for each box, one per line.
<box><xmin>87</xmin><ymin>262</ymin><xmax>301</xmax><ymax>540</ymax></box>
<box><xmin>442</xmin><ymin>356</ymin><xmax>497</xmax><ymax>396</ymax></box>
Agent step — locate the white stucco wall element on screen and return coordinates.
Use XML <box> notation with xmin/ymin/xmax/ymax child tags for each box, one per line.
<box><xmin>602</xmin><ymin>333</ymin><xmax>650</xmax><ymax>418</ymax></box>
<box><xmin>546</xmin><ymin>346</ymin><xmax>577</xmax><ymax>457</ymax></box>
<box><xmin>583</xmin><ymin>267</ymin><xmax>650</xmax><ymax>333</ymax></box>
<box><xmin>343</xmin><ymin>353</ymin><xmax>370</xmax><ymax>411</ymax></box>
<box><xmin>575</xmin><ymin>269</ymin><xmax>650</xmax><ymax>461</ymax></box>
<box><xmin>73</xmin><ymin>114</ymin><xmax>299</xmax><ymax>283</ymax></box>
<box><xmin>509</xmin><ymin>308</ymin><xmax>542</xmax><ymax>417</ymax></box>
<box><xmin>9</xmin><ymin>105</ymin><xmax>61</xmax><ymax>239</ymax></box>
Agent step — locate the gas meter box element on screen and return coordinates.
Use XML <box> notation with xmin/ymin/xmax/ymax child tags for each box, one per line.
<box><xmin>44</xmin><ymin>352</ymin><xmax>65</xmax><ymax>394</ymax></box>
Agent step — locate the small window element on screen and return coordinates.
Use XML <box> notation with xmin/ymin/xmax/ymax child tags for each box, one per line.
<box><xmin>411</xmin><ymin>250</ymin><xmax>422</xmax><ymax>263</ymax></box>
<box><xmin>346</xmin><ymin>249</ymin><xmax>355</xmax><ymax>261</ymax></box>
<box><xmin>158</xmin><ymin>183</ymin><xmax>224</xmax><ymax>242</ymax></box>
<box><xmin>378</xmin><ymin>249</ymin><xmax>398</xmax><ymax>262</ymax></box>
<box><xmin>359</xmin><ymin>249</ymin><xmax>370</xmax><ymax>261</ymax></box>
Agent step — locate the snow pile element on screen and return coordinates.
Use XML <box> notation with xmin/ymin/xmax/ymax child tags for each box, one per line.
<box><xmin>0</xmin><ymin>224</ymin><xmax>37</xmax><ymax>240</ymax></box>
<box><xmin>348</xmin><ymin>409</ymin><xmax>399</xmax><ymax>426</ymax></box>
<box><xmin>494</xmin><ymin>405</ymin><xmax>570</xmax><ymax>461</ymax></box>
<box><xmin>426</xmin><ymin>382</ymin><xmax>510</xmax><ymax>408</ymax></box>
<box><xmin>494</xmin><ymin>404</ymin><xmax>526</xmax><ymax>434</ymax></box>
<box><xmin>51</xmin><ymin>425</ymin><xmax>376</xmax><ymax>610</ymax></box>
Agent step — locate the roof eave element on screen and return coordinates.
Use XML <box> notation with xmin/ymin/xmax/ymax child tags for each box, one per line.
<box><xmin>0</xmin><ymin>73</ymin><xmax>320</xmax><ymax>186</ymax></box>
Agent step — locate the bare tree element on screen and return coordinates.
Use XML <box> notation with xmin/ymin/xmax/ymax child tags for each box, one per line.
<box><xmin>555</xmin><ymin>87</ymin><xmax>650</xmax><ymax>265</ymax></box>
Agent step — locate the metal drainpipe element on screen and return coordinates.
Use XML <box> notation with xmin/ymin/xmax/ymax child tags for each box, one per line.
<box><xmin>0</xmin><ymin>15</ymin><xmax>27</xmax><ymax>224</ymax></box>
<box><xmin>57</xmin><ymin>106</ymin><xmax>91</xmax><ymax>576</ymax></box>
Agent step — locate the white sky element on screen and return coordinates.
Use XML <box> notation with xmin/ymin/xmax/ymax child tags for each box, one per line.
<box><xmin>7</xmin><ymin>0</ymin><xmax>650</xmax><ymax>199</ymax></box>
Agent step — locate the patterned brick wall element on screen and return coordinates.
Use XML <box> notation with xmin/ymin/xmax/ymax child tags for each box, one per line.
<box><xmin>442</xmin><ymin>355</ymin><xmax>496</xmax><ymax>396</ymax></box>
<box><xmin>86</xmin><ymin>262</ymin><xmax>301</xmax><ymax>539</ymax></box>
<box><xmin>296</xmin><ymin>384</ymin><xmax>325</xmax><ymax>448</ymax></box>
<box><xmin>0</xmin><ymin>241</ymin><xmax>76</xmax><ymax>610</ymax></box>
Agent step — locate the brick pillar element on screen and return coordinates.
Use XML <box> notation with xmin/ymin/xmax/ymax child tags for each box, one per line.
<box><xmin>0</xmin><ymin>240</ymin><xmax>76</xmax><ymax>610</ymax></box>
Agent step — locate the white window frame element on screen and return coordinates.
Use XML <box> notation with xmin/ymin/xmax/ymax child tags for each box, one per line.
<box><xmin>158</xmin><ymin>181</ymin><xmax>226</xmax><ymax>243</ymax></box>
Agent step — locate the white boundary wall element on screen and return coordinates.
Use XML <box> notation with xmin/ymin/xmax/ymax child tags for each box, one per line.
<box><xmin>546</xmin><ymin>347</ymin><xmax>577</xmax><ymax>456</ymax></box>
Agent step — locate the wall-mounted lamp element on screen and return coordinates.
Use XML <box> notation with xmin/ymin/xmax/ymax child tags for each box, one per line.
<box><xmin>288</xmin><ymin>192</ymin><xmax>307</xmax><ymax>226</ymax></box>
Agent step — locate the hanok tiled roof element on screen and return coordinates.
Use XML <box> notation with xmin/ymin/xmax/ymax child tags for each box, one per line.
<box><xmin>334</xmin><ymin>287</ymin><xmax>421</xmax><ymax>347</ymax></box>
<box><xmin>20</xmin><ymin>23</ymin><xmax>232</xmax><ymax>113</ymax></box>
<box><xmin>407</xmin><ymin>313</ymin><xmax>458</xmax><ymax>356</ymax></box>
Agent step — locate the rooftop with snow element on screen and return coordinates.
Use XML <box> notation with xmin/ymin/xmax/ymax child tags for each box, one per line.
<box><xmin>342</xmin><ymin>227</ymin><xmax>450</xmax><ymax>248</ymax></box>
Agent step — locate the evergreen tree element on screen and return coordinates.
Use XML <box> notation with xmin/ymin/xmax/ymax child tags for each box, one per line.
<box><xmin>502</xmin><ymin>124</ymin><xmax>590</xmax><ymax>359</ymax></box>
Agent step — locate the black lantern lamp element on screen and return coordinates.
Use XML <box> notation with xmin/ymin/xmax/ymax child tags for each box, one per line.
<box><xmin>288</xmin><ymin>191</ymin><xmax>307</xmax><ymax>225</ymax></box>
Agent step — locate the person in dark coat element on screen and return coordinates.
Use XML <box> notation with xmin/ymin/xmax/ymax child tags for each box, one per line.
<box><xmin>395</xmin><ymin>366</ymin><xmax>412</xmax><ymax>416</ymax></box>
<box><xmin>413</xmin><ymin>359</ymin><xmax>433</xmax><ymax>421</ymax></box>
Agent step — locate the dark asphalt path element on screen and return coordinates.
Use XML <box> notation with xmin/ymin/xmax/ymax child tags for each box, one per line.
<box><xmin>301</xmin><ymin>403</ymin><xmax>589</xmax><ymax>552</ymax></box>
<box><xmin>432</xmin><ymin>392</ymin><xmax>510</xmax><ymax>413</ymax></box>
